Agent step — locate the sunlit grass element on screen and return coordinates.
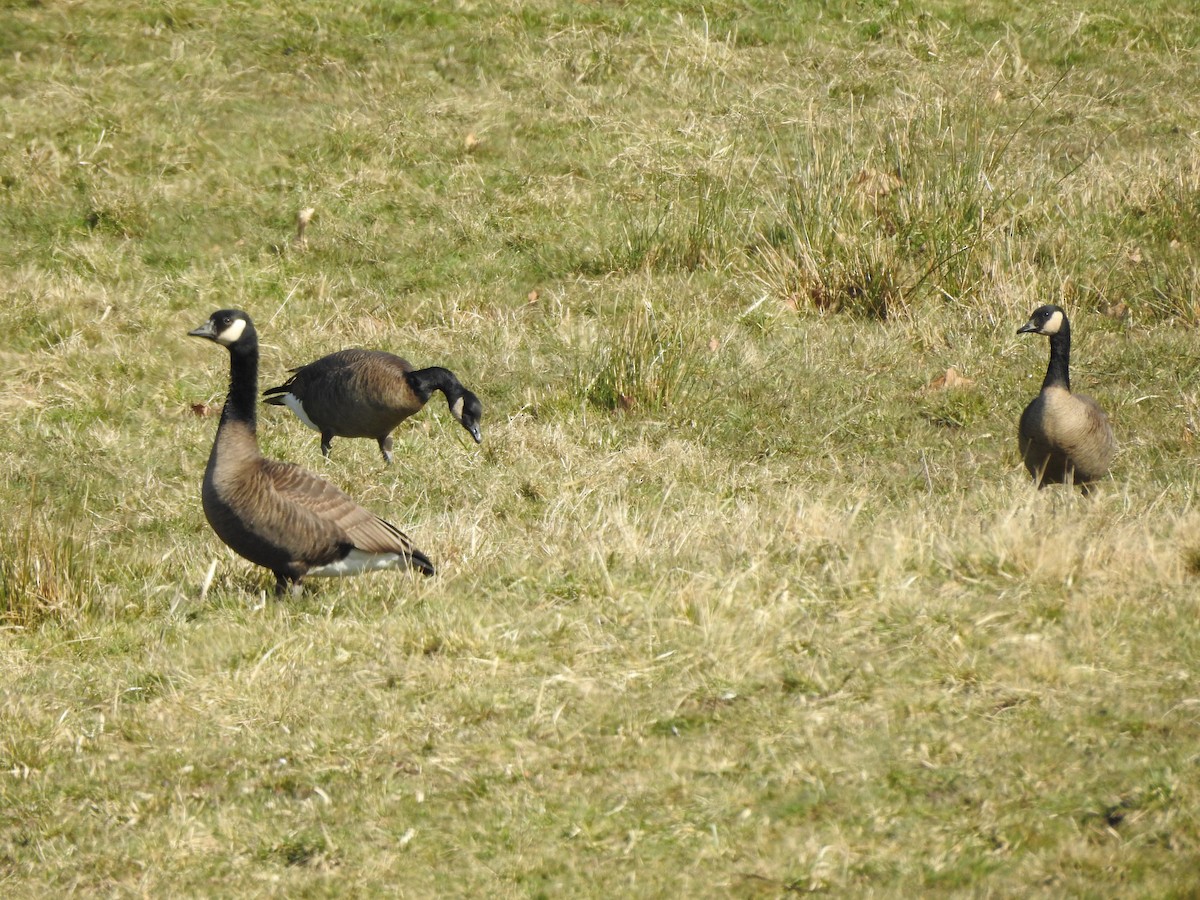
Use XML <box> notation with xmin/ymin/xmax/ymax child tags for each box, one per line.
<box><xmin>2</xmin><ymin>1</ymin><xmax>1200</xmax><ymax>895</ymax></box>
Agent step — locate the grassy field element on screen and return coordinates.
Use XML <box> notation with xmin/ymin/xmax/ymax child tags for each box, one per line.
<box><xmin>3</xmin><ymin>0</ymin><xmax>1200</xmax><ymax>894</ymax></box>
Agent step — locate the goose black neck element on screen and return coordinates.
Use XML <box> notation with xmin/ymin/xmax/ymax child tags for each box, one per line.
<box><xmin>221</xmin><ymin>339</ymin><xmax>260</xmax><ymax>431</ymax></box>
<box><xmin>1043</xmin><ymin>322</ymin><xmax>1071</xmax><ymax>392</ymax></box>
<box><xmin>406</xmin><ymin>366</ymin><xmax>463</xmax><ymax>405</ymax></box>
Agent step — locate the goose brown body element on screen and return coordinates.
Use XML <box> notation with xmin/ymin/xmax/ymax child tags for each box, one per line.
<box><xmin>263</xmin><ymin>349</ymin><xmax>482</xmax><ymax>463</ymax></box>
<box><xmin>1017</xmin><ymin>305</ymin><xmax>1115</xmax><ymax>492</ymax></box>
<box><xmin>189</xmin><ymin>311</ymin><xmax>434</xmax><ymax>594</ymax></box>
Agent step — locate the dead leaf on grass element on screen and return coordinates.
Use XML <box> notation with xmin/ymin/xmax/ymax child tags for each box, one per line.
<box><xmin>851</xmin><ymin>167</ymin><xmax>902</xmax><ymax>201</ymax></box>
<box><xmin>925</xmin><ymin>367</ymin><xmax>974</xmax><ymax>392</ymax></box>
<box><xmin>295</xmin><ymin>207</ymin><xmax>315</xmax><ymax>249</ymax></box>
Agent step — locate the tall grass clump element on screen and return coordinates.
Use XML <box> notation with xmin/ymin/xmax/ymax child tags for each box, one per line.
<box><xmin>1080</xmin><ymin>158</ymin><xmax>1200</xmax><ymax>322</ymax></box>
<box><xmin>4</xmin><ymin>2</ymin><xmax>1200</xmax><ymax>896</ymax></box>
<box><xmin>0</xmin><ymin>501</ymin><xmax>95</xmax><ymax>627</ymax></box>
<box><xmin>583</xmin><ymin>169</ymin><xmax>749</xmax><ymax>277</ymax></box>
<box><xmin>578</xmin><ymin>300</ymin><xmax>702</xmax><ymax>412</ymax></box>
<box><xmin>749</xmin><ymin>96</ymin><xmax>1031</xmax><ymax>319</ymax></box>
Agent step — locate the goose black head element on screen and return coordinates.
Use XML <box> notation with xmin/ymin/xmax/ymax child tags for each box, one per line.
<box><xmin>450</xmin><ymin>388</ymin><xmax>484</xmax><ymax>444</ymax></box>
<box><xmin>189</xmin><ymin>309</ymin><xmax>256</xmax><ymax>347</ymax></box>
<box><xmin>1017</xmin><ymin>305</ymin><xmax>1067</xmax><ymax>337</ymax></box>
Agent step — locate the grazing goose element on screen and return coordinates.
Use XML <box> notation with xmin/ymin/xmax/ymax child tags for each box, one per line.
<box><xmin>263</xmin><ymin>349</ymin><xmax>483</xmax><ymax>463</ymax></box>
<box><xmin>188</xmin><ymin>310</ymin><xmax>435</xmax><ymax>595</ymax></box>
<box><xmin>1017</xmin><ymin>304</ymin><xmax>1115</xmax><ymax>493</ymax></box>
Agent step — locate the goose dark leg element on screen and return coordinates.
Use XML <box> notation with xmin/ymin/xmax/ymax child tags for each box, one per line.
<box><xmin>321</xmin><ymin>431</ymin><xmax>333</xmax><ymax>458</ymax></box>
<box><xmin>273</xmin><ymin>573</ymin><xmax>306</xmax><ymax>597</ymax></box>
<box><xmin>378</xmin><ymin>435</ymin><xmax>394</xmax><ymax>465</ymax></box>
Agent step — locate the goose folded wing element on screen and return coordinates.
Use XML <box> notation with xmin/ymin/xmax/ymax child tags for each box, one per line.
<box><xmin>261</xmin><ymin>459</ymin><xmax>423</xmax><ymax>556</ymax></box>
<box><xmin>267</xmin><ymin>355</ymin><xmax>345</xmax><ymax>393</ymax></box>
<box><xmin>218</xmin><ymin>465</ymin><xmax>350</xmax><ymax>567</ymax></box>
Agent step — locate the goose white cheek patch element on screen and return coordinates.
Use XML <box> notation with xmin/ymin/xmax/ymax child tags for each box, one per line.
<box><xmin>451</xmin><ymin>397</ymin><xmax>465</xmax><ymax>420</ymax></box>
<box><xmin>282</xmin><ymin>394</ymin><xmax>321</xmax><ymax>432</ymax></box>
<box><xmin>216</xmin><ymin>318</ymin><xmax>247</xmax><ymax>345</ymax></box>
<box><xmin>1043</xmin><ymin>310</ymin><xmax>1064</xmax><ymax>334</ymax></box>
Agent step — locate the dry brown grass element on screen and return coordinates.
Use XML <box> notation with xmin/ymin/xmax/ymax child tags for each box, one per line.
<box><xmin>3</xmin><ymin>0</ymin><xmax>1200</xmax><ymax>895</ymax></box>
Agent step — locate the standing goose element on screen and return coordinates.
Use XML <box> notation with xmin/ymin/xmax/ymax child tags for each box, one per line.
<box><xmin>263</xmin><ymin>349</ymin><xmax>483</xmax><ymax>463</ymax></box>
<box><xmin>1017</xmin><ymin>304</ymin><xmax>1115</xmax><ymax>493</ymax></box>
<box><xmin>188</xmin><ymin>310</ymin><xmax>435</xmax><ymax>595</ymax></box>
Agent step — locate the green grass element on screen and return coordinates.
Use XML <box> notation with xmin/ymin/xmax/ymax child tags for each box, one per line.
<box><xmin>3</xmin><ymin>0</ymin><xmax>1200</xmax><ymax>894</ymax></box>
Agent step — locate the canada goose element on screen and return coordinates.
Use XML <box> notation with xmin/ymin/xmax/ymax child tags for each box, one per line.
<box><xmin>1017</xmin><ymin>304</ymin><xmax>1115</xmax><ymax>493</ymax></box>
<box><xmin>262</xmin><ymin>349</ymin><xmax>483</xmax><ymax>463</ymax></box>
<box><xmin>188</xmin><ymin>310</ymin><xmax>435</xmax><ymax>595</ymax></box>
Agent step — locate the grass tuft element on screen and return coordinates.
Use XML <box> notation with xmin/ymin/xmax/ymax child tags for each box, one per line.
<box><xmin>0</xmin><ymin>497</ymin><xmax>95</xmax><ymax>628</ymax></box>
<box><xmin>749</xmin><ymin>94</ymin><xmax>1028</xmax><ymax>319</ymax></box>
<box><xmin>3</xmin><ymin>1</ymin><xmax>1200</xmax><ymax>895</ymax></box>
<box><xmin>578</xmin><ymin>299</ymin><xmax>702</xmax><ymax>412</ymax></box>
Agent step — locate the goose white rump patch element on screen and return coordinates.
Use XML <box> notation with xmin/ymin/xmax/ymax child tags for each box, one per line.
<box><xmin>282</xmin><ymin>393</ymin><xmax>321</xmax><ymax>432</ymax></box>
<box><xmin>307</xmin><ymin>548</ymin><xmax>409</xmax><ymax>578</ymax></box>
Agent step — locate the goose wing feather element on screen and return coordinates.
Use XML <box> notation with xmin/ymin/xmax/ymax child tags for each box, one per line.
<box><xmin>261</xmin><ymin>459</ymin><xmax>424</xmax><ymax>557</ymax></box>
<box><xmin>271</xmin><ymin>349</ymin><xmax>413</xmax><ymax>385</ymax></box>
<box><xmin>345</xmin><ymin>352</ymin><xmax>420</xmax><ymax>412</ymax></box>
